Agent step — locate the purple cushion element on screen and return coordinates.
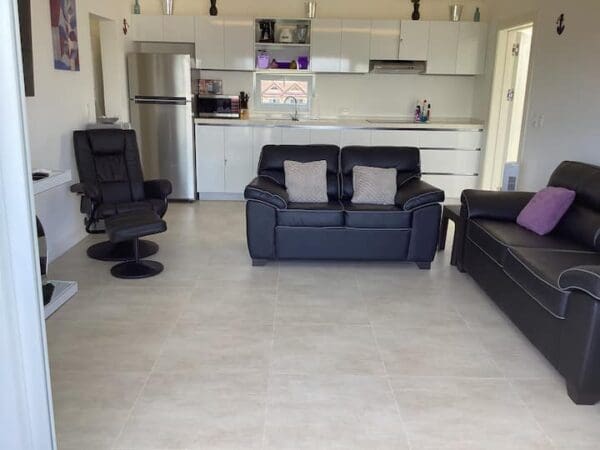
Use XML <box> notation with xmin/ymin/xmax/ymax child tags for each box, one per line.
<box><xmin>517</xmin><ymin>187</ymin><xmax>576</xmax><ymax>235</ymax></box>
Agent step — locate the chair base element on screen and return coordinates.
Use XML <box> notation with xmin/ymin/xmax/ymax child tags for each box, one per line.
<box><xmin>110</xmin><ymin>260</ymin><xmax>164</xmax><ymax>279</ymax></box>
<box><xmin>87</xmin><ymin>239</ymin><xmax>158</xmax><ymax>261</ymax></box>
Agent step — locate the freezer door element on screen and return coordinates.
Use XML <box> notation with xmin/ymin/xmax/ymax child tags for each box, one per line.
<box><xmin>130</xmin><ymin>98</ymin><xmax>196</xmax><ymax>200</ymax></box>
<box><xmin>127</xmin><ymin>53</ymin><xmax>192</xmax><ymax>99</ymax></box>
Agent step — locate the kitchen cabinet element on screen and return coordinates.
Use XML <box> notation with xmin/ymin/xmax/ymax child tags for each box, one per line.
<box><xmin>224</xmin><ymin>127</ymin><xmax>253</xmax><ymax>193</ymax></box>
<box><xmin>224</xmin><ymin>18</ymin><xmax>254</xmax><ymax>71</ymax></box>
<box><xmin>310</xmin><ymin>129</ymin><xmax>341</xmax><ymax>146</ymax></box>
<box><xmin>252</xmin><ymin>127</ymin><xmax>282</xmax><ymax>173</ymax></box>
<box><xmin>130</xmin><ymin>15</ymin><xmax>195</xmax><ymax>43</ymax></box>
<box><xmin>195</xmin><ymin>16</ymin><xmax>225</xmax><ymax>70</ymax></box>
<box><xmin>420</xmin><ymin>149</ymin><xmax>480</xmax><ymax>175</ymax></box>
<box><xmin>340</xmin><ymin>20</ymin><xmax>371</xmax><ymax>73</ymax></box>
<box><xmin>399</xmin><ymin>20</ymin><xmax>430</xmax><ymax>61</ymax></box>
<box><xmin>456</xmin><ymin>22</ymin><xmax>488</xmax><ymax>75</ymax></box>
<box><xmin>311</xmin><ymin>19</ymin><xmax>342</xmax><ymax>72</ymax></box>
<box><xmin>282</xmin><ymin>128</ymin><xmax>311</xmax><ymax>145</ymax></box>
<box><xmin>196</xmin><ymin>125</ymin><xmax>225</xmax><ymax>193</ymax></box>
<box><xmin>426</xmin><ymin>22</ymin><xmax>460</xmax><ymax>75</ymax></box>
<box><xmin>371</xmin><ymin>130</ymin><xmax>420</xmax><ymax>147</ymax></box>
<box><xmin>341</xmin><ymin>129</ymin><xmax>371</xmax><ymax>147</ymax></box>
<box><xmin>130</xmin><ymin>15</ymin><xmax>164</xmax><ymax>42</ymax></box>
<box><xmin>370</xmin><ymin>20</ymin><xmax>400</xmax><ymax>60</ymax></box>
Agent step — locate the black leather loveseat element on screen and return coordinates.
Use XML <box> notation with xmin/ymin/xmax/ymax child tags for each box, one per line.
<box><xmin>244</xmin><ymin>145</ymin><xmax>445</xmax><ymax>268</ymax></box>
<box><xmin>458</xmin><ymin>161</ymin><xmax>600</xmax><ymax>404</ymax></box>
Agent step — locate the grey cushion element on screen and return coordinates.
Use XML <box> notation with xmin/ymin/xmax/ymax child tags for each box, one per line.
<box><xmin>351</xmin><ymin>165</ymin><xmax>396</xmax><ymax>205</ymax></box>
<box><xmin>284</xmin><ymin>160</ymin><xmax>328</xmax><ymax>203</ymax></box>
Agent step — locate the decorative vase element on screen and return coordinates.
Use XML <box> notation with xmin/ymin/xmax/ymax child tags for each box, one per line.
<box><xmin>411</xmin><ymin>0</ymin><xmax>421</xmax><ymax>21</ymax></box>
<box><xmin>209</xmin><ymin>0</ymin><xmax>218</xmax><ymax>16</ymax></box>
<box><xmin>474</xmin><ymin>7</ymin><xmax>481</xmax><ymax>22</ymax></box>
<box><xmin>163</xmin><ymin>0</ymin><xmax>174</xmax><ymax>15</ymax></box>
<box><xmin>134</xmin><ymin>0</ymin><xmax>141</xmax><ymax>15</ymax></box>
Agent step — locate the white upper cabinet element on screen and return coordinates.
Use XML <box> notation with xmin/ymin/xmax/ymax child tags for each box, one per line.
<box><xmin>456</xmin><ymin>22</ymin><xmax>488</xmax><ymax>75</ymax></box>
<box><xmin>399</xmin><ymin>20</ymin><xmax>430</xmax><ymax>61</ymax></box>
<box><xmin>195</xmin><ymin>16</ymin><xmax>225</xmax><ymax>70</ymax></box>
<box><xmin>162</xmin><ymin>16</ymin><xmax>195</xmax><ymax>42</ymax></box>
<box><xmin>130</xmin><ymin>15</ymin><xmax>164</xmax><ymax>42</ymax></box>
<box><xmin>370</xmin><ymin>20</ymin><xmax>401</xmax><ymax>60</ymax></box>
<box><xmin>426</xmin><ymin>21</ymin><xmax>460</xmax><ymax>75</ymax></box>
<box><xmin>311</xmin><ymin>19</ymin><xmax>342</xmax><ymax>73</ymax></box>
<box><xmin>130</xmin><ymin>15</ymin><xmax>194</xmax><ymax>42</ymax></box>
<box><xmin>223</xmin><ymin>18</ymin><xmax>254</xmax><ymax>71</ymax></box>
<box><xmin>340</xmin><ymin>20</ymin><xmax>371</xmax><ymax>73</ymax></box>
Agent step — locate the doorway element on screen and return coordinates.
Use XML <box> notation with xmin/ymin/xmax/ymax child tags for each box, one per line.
<box><xmin>482</xmin><ymin>23</ymin><xmax>534</xmax><ymax>191</ymax></box>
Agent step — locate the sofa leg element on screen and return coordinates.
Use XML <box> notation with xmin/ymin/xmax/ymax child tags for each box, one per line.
<box><xmin>416</xmin><ymin>262</ymin><xmax>431</xmax><ymax>270</ymax></box>
<box><xmin>567</xmin><ymin>382</ymin><xmax>600</xmax><ymax>405</ymax></box>
<box><xmin>252</xmin><ymin>259</ymin><xmax>268</xmax><ymax>267</ymax></box>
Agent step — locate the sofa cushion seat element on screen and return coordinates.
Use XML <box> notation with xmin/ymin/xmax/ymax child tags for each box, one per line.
<box><xmin>342</xmin><ymin>201</ymin><xmax>412</xmax><ymax>229</ymax></box>
<box><xmin>277</xmin><ymin>201</ymin><xmax>344</xmax><ymax>227</ymax></box>
<box><xmin>504</xmin><ymin>247</ymin><xmax>600</xmax><ymax>318</ymax></box>
<box><xmin>468</xmin><ymin>219</ymin><xmax>590</xmax><ymax>266</ymax></box>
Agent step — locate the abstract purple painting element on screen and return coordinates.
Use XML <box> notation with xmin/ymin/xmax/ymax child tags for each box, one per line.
<box><xmin>50</xmin><ymin>0</ymin><xmax>79</xmax><ymax>71</ymax></box>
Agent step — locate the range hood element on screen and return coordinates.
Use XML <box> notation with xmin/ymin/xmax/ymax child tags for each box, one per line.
<box><xmin>369</xmin><ymin>60</ymin><xmax>426</xmax><ymax>74</ymax></box>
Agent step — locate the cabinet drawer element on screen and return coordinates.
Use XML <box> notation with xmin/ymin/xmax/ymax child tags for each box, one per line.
<box><xmin>310</xmin><ymin>129</ymin><xmax>341</xmax><ymax>146</ymax></box>
<box><xmin>422</xmin><ymin>174</ymin><xmax>479</xmax><ymax>200</ymax></box>
<box><xmin>420</xmin><ymin>150</ymin><xmax>480</xmax><ymax>175</ymax></box>
<box><xmin>341</xmin><ymin>129</ymin><xmax>371</xmax><ymax>147</ymax></box>
<box><xmin>419</xmin><ymin>131</ymin><xmax>482</xmax><ymax>149</ymax></box>
<box><xmin>371</xmin><ymin>130</ymin><xmax>419</xmax><ymax>147</ymax></box>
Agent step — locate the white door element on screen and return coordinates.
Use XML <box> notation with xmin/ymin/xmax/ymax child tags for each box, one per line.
<box><xmin>311</xmin><ymin>19</ymin><xmax>342</xmax><ymax>72</ymax></box>
<box><xmin>224</xmin><ymin>18</ymin><xmax>254</xmax><ymax>71</ymax></box>
<box><xmin>282</xmin><ymin>128</ymin><xmax>311</xmax><ymax>145</ymax></box>
<box><xmin>224</xmin><ymin>127</ymin><xmax>253</xmax><ymax>193</ymax></box>
<box><xmin>426</xmin><ymin>22</ymin><xmax>459</xmax><ymax>74</ymax></box>
<box><xmin>340</xmin><ymin>20</ymin><xmax>371</xmax><ymax>73</ymax></box>
<box><xmin>252</xmin><ymin>127</ymin><xmax>282</xmax><ymax>174</ymax></box>
<box><xmin>341</xmin><ymin>129</ymin><xmax>372</xmax><ymax>147</ymax></box>
<box><xmin>456</xmin><ymin>22</ymin><xmax>488</xmax><ymax>75</ymax></box>
<box><xmin>370</xmin><ymin>20</ymin><xmax>400</xmax><ymax>60</ymax></box>
<box><xmin>163</xmin><ymin>16</ymin><xmax>195</xmax><ymax>43</ymax></box>
<box><xmin>130</xmin><ymin>15</ymin><xmax>163</xmax><ymax>42</ymax></box>
<box><xmin>196</xmin><ymin>125</ymin><xmax>225</xmax><ymax>193</ymax></box>
<box><xmin>399</xmin><ymin>20</ymin><xmax>430</xmax><ymax>61</ymax></box>
<box><xmin>310</xmin><ymin>129</ymin><xmax>341</xmax><ymax>146</ymax></box>
<box><xmin>195</xmin><ymin>16</ymin><xmax>225</xmax><ymax>70</ymax></box>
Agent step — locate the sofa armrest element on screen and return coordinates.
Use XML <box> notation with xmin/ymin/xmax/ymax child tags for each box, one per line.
<box><xmin>559</xmin><ymin>266</ymin><xmax>600</xmax><ymax>301</ymax></box>
<box><xmin>461</xmin><ymin>189</ymin><xmax>535</xmax><ymax>221</ymax></box>
<box><xmin>395</xmin><ymin>179</ymin><xmax>445</xmax><ymax>211</ymax></box>
<box><xmin>244</xmin><ymin>177</ymin><xmax>289</xmax><ymax>209</ymax></box>
<box><xmin>144</xmin><ymin>179</ymin><xmax>173</xmax><ymax>200</ymax></box>
<box><xmin>70</xmin><ymin>182</ymin><xmax>100</xmax><ymax>201</ymax></box>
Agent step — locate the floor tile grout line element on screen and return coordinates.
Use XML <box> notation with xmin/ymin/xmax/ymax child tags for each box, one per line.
<box><xmin>261</xmin><ymin>262</ymin><xmax>280</xmax><ymax>450</ymax></box>
<box><xmin>358</xmin><ymin>275</ymin><xmax>413</xmax><ymax>450</ymax></box>
<box><xmin>109</xmin><ymin>290</ymin><xmax>193</xmax><ymax>450</ymax></box>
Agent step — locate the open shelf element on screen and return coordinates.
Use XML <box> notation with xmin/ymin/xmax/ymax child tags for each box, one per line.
<box><xmin>255</xmin><ymin>42</ymin><xmax>310</xmax><ymax>48</ymax></box>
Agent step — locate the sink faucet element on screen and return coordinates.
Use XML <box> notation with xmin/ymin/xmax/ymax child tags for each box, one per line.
<box><xmin>285</xmin><ymin>96</ymin><xmax>299</xmax><ymax>121</ymax></box>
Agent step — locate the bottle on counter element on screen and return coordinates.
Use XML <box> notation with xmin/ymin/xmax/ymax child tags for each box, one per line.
<box><xmin>415</xmin><ymin>103</ymin><xmax>421</xmax><ymax>122</ymax></box>
<box><xmin>134</xmin><ymin>0</ymin><xmax>141</xmax><ymax>14</ymax></box>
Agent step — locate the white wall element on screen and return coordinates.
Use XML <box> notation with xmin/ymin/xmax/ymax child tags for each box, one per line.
<box><xmin>480</xmin><ymin>0</ymin><xmax>600</xmax><ymax>190</ymax></box>
<box><xmin>26</xmin><ymin>0</ymin><xmax>130</xmax><ymax>260</ymax></box>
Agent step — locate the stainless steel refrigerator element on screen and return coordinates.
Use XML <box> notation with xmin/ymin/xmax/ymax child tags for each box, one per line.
<box><xmin>128</xmin><ymin>53</ymin><xmax>195</xmax><ymax>201</ymax></box>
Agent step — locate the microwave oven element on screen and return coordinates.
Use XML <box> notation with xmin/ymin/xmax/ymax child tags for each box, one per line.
<box><xmin>196</xmin><ymin>94</ymin><xmax>240</xmax><ymax>119</ymax></box>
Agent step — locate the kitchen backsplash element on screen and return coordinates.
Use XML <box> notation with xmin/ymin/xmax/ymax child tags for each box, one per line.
<box><xmin>193</xmin><ymin>70</ymin><xmax>478</xmax><ymax>119</ymax></box>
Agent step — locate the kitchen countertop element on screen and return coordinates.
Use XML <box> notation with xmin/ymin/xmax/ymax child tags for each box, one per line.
<box><xmin>194</xmin><ymin>116</ymin><xmax>485</xmax><ymax>131</ymax></box>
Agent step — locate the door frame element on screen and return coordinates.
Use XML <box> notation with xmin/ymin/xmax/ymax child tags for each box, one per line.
<box><xmin>481</xmin><ymin>13</ymin><xmax>537</xmax><ymax>190</ymax></box>
<box><xmin>0</xmin><ymin>0</ymin><xmax>56</xmax><ymax>448</ymax></box>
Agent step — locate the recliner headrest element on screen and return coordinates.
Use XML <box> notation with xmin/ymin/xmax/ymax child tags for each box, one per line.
<box><xmin>86</xmin><ymin>129</ymin><xmax>128</xmax><ymax>155</ymax></box>
<box><xmin>549</xmin><ymin>161</ymin><xmax>600</xmax><ymax>210</ymax></box>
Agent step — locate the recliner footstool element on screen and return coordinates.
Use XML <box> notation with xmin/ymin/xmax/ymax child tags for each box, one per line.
<box><xmin>105</xmin><ymin>211</ymin><xmax>167</xmax><ymax>279</ymax></box>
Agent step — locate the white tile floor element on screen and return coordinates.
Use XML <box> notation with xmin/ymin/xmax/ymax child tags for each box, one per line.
<box><xmin>46</xmin><ymin>202</ymin><xmax>600</xmax><ymax>450</ymax></box>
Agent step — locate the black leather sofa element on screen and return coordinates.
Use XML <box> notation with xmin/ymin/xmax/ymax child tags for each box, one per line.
<box><xmin>458</xmin><ymin>161</ymin><xmax>600</xmax><ymax>404</ymax></box>
<box><xmin>244</xmin><ymin>145</ymin><xmax>445</xmax><ymax>268</ymax></box>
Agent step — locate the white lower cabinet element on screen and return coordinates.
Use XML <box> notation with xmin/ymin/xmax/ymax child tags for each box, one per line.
<box><xmin>224</xmin><ymin>127</ymin><xmax>253</xmax><ymax>193</ymax></box>
<box><xmin>196</xmin><ymin>124</ymin><xmax>483</xmax><ymax>199</ymax></box>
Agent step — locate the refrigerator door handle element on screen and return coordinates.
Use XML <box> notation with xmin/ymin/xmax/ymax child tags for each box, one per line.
<box><xmin>133</xmin><ymin>96</ymin><xmax>188</xmax><ymax>105</ymax></box>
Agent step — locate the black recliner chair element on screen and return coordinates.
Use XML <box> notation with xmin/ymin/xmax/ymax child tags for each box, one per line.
<box><xmin>72</xmin><ymin>129</ymin><xmax>172</xmax><ymax>261</ymax></box>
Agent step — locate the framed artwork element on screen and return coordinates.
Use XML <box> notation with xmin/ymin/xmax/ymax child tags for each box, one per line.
<box><xmin>49</xmin><ymin>0</ymin><xmax>80</xmax><ymax>71</ymax></box>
